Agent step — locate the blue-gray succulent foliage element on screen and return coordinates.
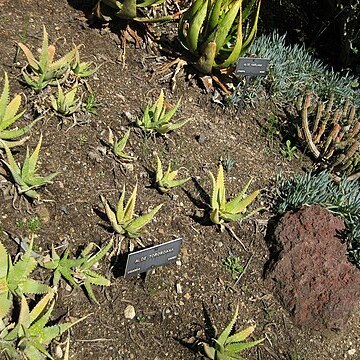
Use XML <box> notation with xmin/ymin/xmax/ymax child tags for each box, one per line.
<box><xmin>249</xmin><ymin>31</ymin><xmax>360</xmax><ymax>107</ymax></box>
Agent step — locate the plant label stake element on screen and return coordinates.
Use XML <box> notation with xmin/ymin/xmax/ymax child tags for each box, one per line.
<box><xmin>124</xmin><ymin>238</ymin><xmax>182</xmax><ymax>278</ymax></box>
<box><xmin>234</xmin><ymin>57</ymin><xmax>270</xmax><ymax>112</ymax></box>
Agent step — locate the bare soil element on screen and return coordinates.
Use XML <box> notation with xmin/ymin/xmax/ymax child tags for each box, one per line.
<box><xmin>1</xmin><ymin>1</ymin><xmax>360</xmax><ymax>359</ymax></box>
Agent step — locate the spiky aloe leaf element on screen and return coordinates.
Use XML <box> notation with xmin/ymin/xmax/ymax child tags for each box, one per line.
<box><xmin>157</xmin><ymin>117</ymin><xmax>190</xmax><ymax>134</ymax></box>
<box><xmin>203</xmin><ymin>342</ymin><xmax>216</xmax><ymax>359</ymax></box>
<box><xmin>110</xmin><ymin>129</ymin><xmax>134</xmax><ymax>160</ymax></box>
<box><xmin>187</xmin><ymin>0</ymin><xmax>209</xmax><ymax>54</ymax></box>
<box><xmin>1</xmin><ymin>141</ymin><xmax>24</xmax><ymax>179</ymax></box>
<box><xmin>115</xmin><ymin>187</ymin><xmax>126</xmax><ymax>225</ymax></box>
<box><xmin>84</xmin><ymin>269</ymin><xmax>110</xmax><ymax>286</ymax></box>
<box><xmin>0</xmin><ymin>242</ymin><xmax>12</xmax><ymax>317</ymax></box>
<box><xmin>124</xmin><ymin>183</ymin><xmax>138</xmax><ymax>223</ymax></box>
<box><xmin>213</xmin><ymin>0</ymin><xmax>241</xmax><ymax>53</ymax></box>
<box><xmin>17</xmin><ymin>43</ymin><xmax>39</xmax><ymax>70</ymax></box>
<box><xmin>163</xmin><ymin>177</ymin><xmax>190</xmax><ymax>190</ymax></box>
<box><xmin>225</xmin><ymin>189</ymin><xmax>260</xmax><ymax>214</ymax></box>
<box><xmin>159</xmin><ymin>98</ymin><xmax>181</xmax><ymax>125</ymax></box>
<box><xmin>80</xmin><ymin>239</ymin><xmax>113</xmax><ymax>270</ymax></box>
<box><xmin>153</xmin><ymin>89</ymin><xmax>165</xmax><ymax>122</ymax></box>
<box><xmin>156</xmin><ymin>154</ymin><xmax>164</xmax><ymax>183</ymax></box>
<box><xmin>225</xmin><ymin>325</ymin><xmax>256</xmax><ymax>345</ymax></box>
<box><xmin>125</xmin><ymin>204</ymin><xmax>163</xmax><ymax>237</ymax></box>
<box><xmin>0</xmin><ymin>73</ymin><xmax>24</xmax><ymax>128</ymax></box>
<box><xmin>217</xmin><ymin>304</ymin><xmax>239</xmax><ymax>349</ymax></box>
<box><xmin>100</xmin><ymin>195</ymin><xmax>125</xmax><ymax>234</ymax></box>
<box><xmin>209</xmin><ymin>164</ymin><xmax>226</xmax><ymax>212</ymax></box>
<box><xmin>224</xmin><ymin>338</ymin><xmax>264</xmax><ymax>355</ymax></box>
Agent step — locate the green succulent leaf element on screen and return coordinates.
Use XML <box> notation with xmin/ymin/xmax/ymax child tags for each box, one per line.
<box><xmin>217</xmin><ymin>304</ymin><xmax>239</xmax><ymax>348</ymax></box>
<box><xmin>125</xmin><ymin>204</ymin><xmax>163</xmax><ymax>237</ymax></box>
<box><xmin>0</xmin><ymin>72</ymin><xmax>38</xmax><ymax>147</ymax></box>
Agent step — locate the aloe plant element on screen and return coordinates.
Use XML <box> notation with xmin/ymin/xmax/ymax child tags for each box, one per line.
<box><xmin>155</xmin><ymin>154</ymin><xmax>190</xmax><ymax>193</ymax></box>
<box><xmin>50</xmin><ymin>82</ymin><xmax>82</xmax><ymax>116</ymax></box>
<box><xmin>18</xmin><ymin>26</ymin><xmax>77</xmax><ymax>91</ymax></box>
<box><xmin>136</xmin><ymin>90</ymin><xmax>189</xmax><ymax>135</ymax></box>
<box><xmin>100</xmin><ymin>184</ymin><xmax>163</xmax><ymax>238</ymax></box>
<box><xmin>72</xmin><ymin>47</ymin><xmax>99</xmax><ymax>79</ymax></box>
<box><xmin>1</xmin><ymin>135</ymin><xmax>58</xmax><ymax>200</ymax></box>
<box><xmin>0</xmin><ymin>239</ymin><xmax>50</xmax><ymax>318</ymax></box>
<box><xmin>108</xmin><ymin>128</ymin><xmax>136</xmax><ymax>161</ymax></box>
<box><xmin>203</xmin><ymin>304</ymin><xmax>264</xmax><ymax>359</ymax></box>
<box><xmin>94</xmin><ymin>0</ymin><xmax>178</xmax><ymax>22</ymax></box>
<box><xmin>178</xmin><ymin>0</ymin><xmax>261</xmax><ymax>74</ymax></box>
<box><xmin>41</xmin><ymin>246</ymin><xmax>78</xmax><ymax>287</ymax></box>
<box><xmin>0</xmin><ymin>290</ymin><xmax>89</xmax><ymax>360</ymax></box>
<box><xmin>208</xmin><ymin>164</ymin><xmax>261</xmax><ymax>226</ymax></box>
<box><xmin>41</xmin><ymin>240</ymin><xmax>113</xmax><ymax>304</ymax></box>
<box><xmin>0</xmin><ymin>72</ymin><xmax>39</xmax><ymax>148</ymax></box>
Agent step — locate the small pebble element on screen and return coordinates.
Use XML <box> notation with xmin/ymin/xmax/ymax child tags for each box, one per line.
<box><xmin>348</xmin><ymin>349</ymin><xmax>356</xmax><ymax>356</ymax></box>
<box><xmin>196</xmin><ymin>134</ymin><xmax>206</xmax><ymax>144</ymax></box>
<box><xmin>36</xmin><ymin>205</ymin><xmax>50</xmax><ymax>223</ymax></box>
<box><xmin>124</xmin><ymin>305</ymin><xmax>136</xmax><ymax>320</ymax></box>
<box><xmin>54</xmin><ymin>345</ymin><xmax>63</xmax><ymax>358</ymax></box>
<box><xmin>176</xmin><ymin>283</ymin><xmax>183</xmax><ymax>294</ymax></box>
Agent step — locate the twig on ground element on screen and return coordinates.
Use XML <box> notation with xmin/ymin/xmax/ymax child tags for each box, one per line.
<box><xmin>225</xmin><ymin>224</ymin><xmax>249</xmax><ymax>252</ymax></box>
<box><xmin>234</xmin><ymin>254</ymin><xmax>253</xmax><ymax>285</ymax></box>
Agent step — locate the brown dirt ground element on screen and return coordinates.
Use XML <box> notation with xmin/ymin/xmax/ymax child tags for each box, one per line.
<box><xmin>1</xmin><ymin>1</ymin><xmax>360</xmax><ymax>359</ymax></box>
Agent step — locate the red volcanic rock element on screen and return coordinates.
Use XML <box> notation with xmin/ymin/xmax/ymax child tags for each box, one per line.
<box><xmin>266</xmin><ymin>205</ymin><xmax>360</xmax><ymax>330</ymax></box>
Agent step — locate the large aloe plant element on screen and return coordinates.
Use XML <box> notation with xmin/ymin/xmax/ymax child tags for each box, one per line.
<box><xmin>178</xmin><ymin>0</ymin><xmax>261</xmax><ymax>74</ymax></box>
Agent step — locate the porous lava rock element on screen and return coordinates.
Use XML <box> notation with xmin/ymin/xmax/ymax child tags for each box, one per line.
<box><xmin>265</xmin><ymin>205</ymin><xmax>360</xmax><ymax>330</ymax></box>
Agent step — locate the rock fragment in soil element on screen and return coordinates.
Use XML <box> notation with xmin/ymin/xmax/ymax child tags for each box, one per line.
<box><xmin>196</xmin><ymin>134</ymin><xmax>206</xmax><ymax>144</ymax></box>
<box><xmin>176</xmin><ymin>283</ymin><xmax>182</xmax><ymax>294</ymax></box>
<box><xmin>124</xmin><ymin>304</ymin><xmax>136</xmax><ymax>320</ymax></box>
